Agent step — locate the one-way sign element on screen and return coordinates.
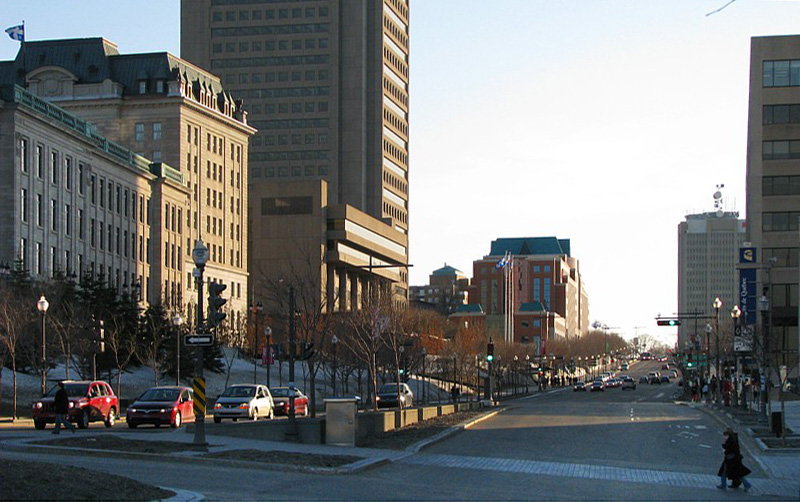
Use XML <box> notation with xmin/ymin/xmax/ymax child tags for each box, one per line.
<box><xmin>184</xmin><ymin>333</ymin><xmax>214</xmax><ymax>346</ymax></box>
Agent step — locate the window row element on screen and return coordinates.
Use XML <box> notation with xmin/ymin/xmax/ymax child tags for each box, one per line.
<box><xmin>763</xmin><ymin>104</ymin><xmax>800</xmax><ymax>125</ymax></box>
<box><xmin>19</xmin><ymin>138</ymin><xmax>87</xmax><ymax>194</ymax></box>
<box><xmin>257</xmin><ymin>133</ymin><xmax>328</xmax><ymax>146</ymax></box>
<box><xmin>225</xmin><ymin>68</ymin><xmax>328</xmax><ymax>85</ymax></box>
<box><xmin>762</xmin><ymin>175</ymin><xmax>800</xmax><ymax>196</ymax></box>
<box><xmin>253</xmin><ymin>165</ymin><xmax>329</xmax><ymax>178</ymax></box>
<box><xmin>762</xmin><ymin>211</ymin><xmax>800</xmax><ymax>232</ymax></box>
<box><xmin>763</xmin><ymin>60</ymin><xmax>800</xmax><ymax>88</ymax></box>
<box><xmin>164</xmin><ymin>242</ymin><xmax>183</xmax><ymax>271</ymax></box>
<box><xmin>763</xmin><ymin>247</ymin><xmax>799</xmax><ymax>268</ymax></box>
<box><xmin>186</xmin><ymin>273</ymin><xmax>244</xmax><ymax>302</ymax></box>
<box><xmin>762</xmin><ymin>140</ymin><xmax>800</xmax><ymax>160</ymax></box>
<box><xmin>212</xmin><ymin>6</ymin><xmax>329</xmax><ymax>23</ymax></box>
<box><xmin>134</xmin><ymin>122</ymin><xmax>161</xmax><ymax>142</ymax></box>
<box><xmin>213</xmin><ymin>37</ymin><xmax>329</xmax><ymax>54</ymax></box>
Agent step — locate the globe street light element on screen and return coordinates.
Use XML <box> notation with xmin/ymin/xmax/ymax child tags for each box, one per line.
<box><xmin>731</xmin><ymin>305</ymin><xmax>741</xmax><ymax>407</ymax></box>
<box><xmin>172</xmin><ymin>314</ymin><xmax>183</xmax><ymax>385</ymax></box>
<box><xmin>37</xmin><ymin>295</ymin><xmax>49</xmax><ymax>397</ymax></box>
<box><xmin>191</xmin><ymin>238</ymin><xmax>209</xmax><ymax>449</ymax></box>
<box><xmin>713</xmin><ymin>297</ymin><xmax>723</xmax><ymax>402</ymax></box>
<box><xmin>421</xmin><ymin>346</ymin><xmax>427</xmax><ymax>404</ymax></box>
<box><xmin>705</xmin><ymin>323</ymin><xmax>713</xmax><ymax>389</ymax></box>
<box><xmin>331</xmin><ymin>334</ymin><xmax>339</xmax><ymax>396</ymax></box>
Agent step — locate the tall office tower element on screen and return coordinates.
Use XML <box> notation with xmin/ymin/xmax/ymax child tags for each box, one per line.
<box><xmin>677</xmin><ymin>209</ymin><xmax>746</xmax><ymax>353</ymax></box>
<box><xmin>745</xmin><ymin>34</ymin><xmax>800</xmax><ymax>375</ymax></box>
<box><xmin>0</xmin><ymin>38</ymin><xmax>255</xmax><ymax>322</ymax></box>
<box><xmin>181</xmin><ymin>0</ymin><xmax>410</xmax><ymax>310</ymax></box>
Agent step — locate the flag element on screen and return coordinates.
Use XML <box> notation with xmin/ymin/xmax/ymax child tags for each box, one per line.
<box><xmin>5</xmin><ymin>24</ymin><xmax>23</xmax><ymax>42</ymax></box>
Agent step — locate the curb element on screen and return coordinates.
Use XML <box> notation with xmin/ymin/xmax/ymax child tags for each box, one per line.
<box><xmin>0</xmin><ymin>437</ymin><xmax>378</xmax><ymax>476</ymax></box>
<box><xmin>404</xmin><ymin>407</ymin><xmax>506</xmax><ymax>454</ymax></box>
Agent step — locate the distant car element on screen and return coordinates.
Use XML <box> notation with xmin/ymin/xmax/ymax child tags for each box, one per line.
<box><xmin>660</xmin><ymin>375</ymin><xmax>670</xmax><ymax>384</ymax></box>
<box><xmin>661</xmin><ymin>364</ymin><xmax>670</xmax><ymax>370</ymax></box>
<box><xmin>590</xmin><ymin>381</ymin><xmax>605</xmax><ymax>392</ymax></box>
<box><xmin>649</xmin><ymin>376</ymin><xmax>661</xmax><ymax>385</ymax></box>
<box><xmin>376</xmin><ymin>382</ymin><xmax>414</xmax><ymax>408</ymax></box>
<box><xmin>639</xmin><ymin>376</ymin><xmax>649</xmax><ymax>384</ymax></box>
<box><xmin>621</xmin><ymin>363</ymin><xmax>629</xmax><ymax>371</ymax></box>
<box><xmin>670</xmin><ymin>370</ymin><xmax>679</xmax><ymax>378</ymax></box>
<box><xmin>621</xmin><ymin>377</ymin><xmax>636</xmax><ymax>390</ymax></box>
<box><xmin>33</xmin><ymin>380</ymin><xmax>118</xmax><ymax>430</ymax></box>
<box><xmin>608</xmin><ymin>378</ymin><xmax>621</xmax><ymax>388</ymax></box>
<box><xmin>213</xmin><ymin>384</ymin><xmax>274</xmax><ymax>423</ymax></box>
<box><xmin>270</xmin><ymin>387</ymin><xmax>309</xmax><ymax>417</ymax></box>
<box><xmin>573</xmin><ymin>381</ymin><xmax>587</xmax><ymax>391</ymax></box>
<box><xmin>127</xmin><ymin>386</ymin><xmax>194</xmax><ymax>428</ymax></box>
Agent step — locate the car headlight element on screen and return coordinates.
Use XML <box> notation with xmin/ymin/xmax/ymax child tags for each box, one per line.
<box><xmin>376</xmin><ymin>396</ymin><xmax>381</xmax><ymax>401</ymax></box>
<box><xmin>34</xmin><ymin>402</ymin><xmax>42</xmax><ymax>409</ymax></box>
<box><xmin>238</xmin><ymin>403</ymin><xmax>250</xmax><ymax>409</ymax></box>
<box><xmin>68</xmin><ymin>402</ymin><xmax>74</xmax><ymax>409</ymax></box>
<box><xmin>129</xmin><ymin>408</ymin><xmax>137</xmax><ymax>413</ymax></box>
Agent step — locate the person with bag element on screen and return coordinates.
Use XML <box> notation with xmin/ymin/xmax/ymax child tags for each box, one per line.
<box><xmin>716</xmin><ymin>428</ymin><xmax>751</xmax><ymax>491</ymax></box>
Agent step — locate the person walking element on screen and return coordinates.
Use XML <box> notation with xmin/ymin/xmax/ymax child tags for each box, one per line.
<box><xmin>53</xmin><ymin>381</ymin><xmax>76</xmax><ymax>434</ymax></box>
<box><xmin>716</xmin><ymin>428</ymin><xmax>751</xmax><ymax>491</ymax></box>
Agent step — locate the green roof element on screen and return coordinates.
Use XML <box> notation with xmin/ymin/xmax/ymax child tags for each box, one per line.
<box><xmin>519</xmin><ymin>302</ymin><xmax>546</xmax><ymax>312</ymax></box>
<box><xmin>454</xmin><ymin>304</ymin><xmax>484</xmax><ymax>314</ymax></box>
<box><xmin>489</xmin><ymin>237</ymin><xmax>570</xmax><ymax>257</ymax></box>
<box><xmin>431</xmin><ymin>264</ymin><xmax>462</xmax><ymax>277</ymax></box>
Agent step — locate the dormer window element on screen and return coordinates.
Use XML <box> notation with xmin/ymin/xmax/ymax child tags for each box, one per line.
<box><xmin>138</xmin><ymin>80</ymin><xmax>147</xmax><ymax>94</ymax></box>
<box><xmin>155</xmin><ymin>80</ymin><xmax>165</xmax><ymax>93</ymax></box>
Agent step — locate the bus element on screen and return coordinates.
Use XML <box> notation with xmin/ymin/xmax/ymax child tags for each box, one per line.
<box><xmin>639</xmin><ymin>352</ymin><xmax>652</xmax><ymax>361</ymax></box>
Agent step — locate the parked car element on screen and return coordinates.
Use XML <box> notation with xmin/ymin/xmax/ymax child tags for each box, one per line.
<box><xmin>621</xmin><ymin>377</ymin><xmax>637</xmax><ymax>390</ymax></box>
<box><xmin>660</xmin><ymin>375</ymin><xmax>670</xmax><ymax>384</ymax></box>
<box><xmin>270</xmin><ymin>387</ymin><xmax>309</xmax><ymax>417</ymax></box>
<box><xmin>573</xmin><ymin>381</ymin><xmax>587</xmax><ymax>391</ymax></box>
<box><xmin>639</xmin><ymin>376</ymin><xmax>649</xmax><ymax>384</ymax></box>
<box><xmin>126</xmin><ymin>386</ymin><xmax>194</xmax><ymax>428</ymax></box>
<box><xmin>213</xmin><ymin>384</ymin><xmax>275</xmax><ymax>423</ymax></box>
<box><xmin>661</xmin><ymin>364</ymin><xmax>670</xmax><ymax>370</ymax></box>
<box><xmin>376</xmin><ymin>382</ymin><xmax>414</xmax><ymax>408</ymax></box>
<box><xmin>590</xmin><ymin>380</ymin><xmax>605</xmax><ymax>392</ymax></box>
<box><xmin>33</xmin><ymin>380</ymin><xmax>118</xmax><ymax>430</ymax></box>
<box><xmin>649</xmin><ymin>375</ymin><xmax>662</xmax><ymax>385</ymax></box>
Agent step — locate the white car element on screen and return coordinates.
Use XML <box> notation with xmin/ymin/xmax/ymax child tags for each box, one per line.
<box><xmin>213</xmin><ymin>384</ymin><xmax>274</xmax><ymax>423</ymax></box>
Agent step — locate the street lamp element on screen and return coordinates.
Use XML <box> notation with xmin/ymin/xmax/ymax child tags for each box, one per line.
<box><xmin>37</xmin><ymin>295</ymin><xmax>49</xmax><ymax>397</ymax></box>
<box><xmin>251</xmin><ymin>302</ymin><xmax>262</xmax><ymax>385</ymax></box>
<box><xmin>172</xmin><ymin>313</ymin><xmax>183</xmax><ymax>385</ymax></box>
<box><xmin>705</xmin><ymin>323</ymin><xmax>712</xmax><ymax>390</ymax></box>
<box><xmin>731</xmin><ymin>305</ymin><xmax>741</xmax><ymax>407</ymax></box>
<box><xmin>421</xmin><ymin>347</ymin><xmax>427</xmax><ymax>404</ymax></box>
<box><xmin>713</xmin><ymin>297</ymin><xmax>722</xmax><ymax>402</ymax></box>
<box><xmin>191</xmin><ymin>238</ymin><xmax>209</xmax><ymax>449</ymax></box>
<box><xmin>331</xmin><ymin>334</ymin><xmax>339</xmax><ymax>396</ymax></box>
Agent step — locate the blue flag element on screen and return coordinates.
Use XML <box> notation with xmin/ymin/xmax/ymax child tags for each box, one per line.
<box><xmin>5</xmin><ymin>24</ymin><xmax>24</xmax><ymax>42</ymax></box>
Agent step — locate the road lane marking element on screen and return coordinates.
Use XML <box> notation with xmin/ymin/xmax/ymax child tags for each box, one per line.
<box><xmin>655</xmin><ymin>392</ymin><xmax>664</xmax><ymax>399</ymax></box>
<box><xmin>699</xmin><ymin>444</ymin><xmax>711</xmax><ymax>449</ymax></box>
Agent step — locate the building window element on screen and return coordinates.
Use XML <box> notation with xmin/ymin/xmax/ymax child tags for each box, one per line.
<box><xmin>51</xmin><ymin>199</ymin><xmax>57</xmax><ymax>231</ymax></box>
<box><xmin>36</xmin><ymin>145</ymin><xmax>43</xmax><ymax>178</ymax></box>
<box><xmin>763</xmin><ymin>211</ymin><xmax>800</xmax><ymax>232</ymax></box>
<box><xmin>20</xmin><ymin>137</ymin><xmax>28</xmax><ymax>173</ymax></box>
<box><xmin>65</xmin><ymin>158</ymin><xmax>72</xmax><ymax>190</ymax></box>
<box><xmin>763</xmin><ymin>60</ymin><xmax>800</xmax><ymax>87</ymax></box>
<box><xmin>763</xmin><ymin>176</ymin><xmax>800</xmax><ymax>196</ymax></box>
<box><xmin>138</xmin><ymin>81</ymin><xmax>147</xmax><ymax>94</ymax></box>
<box><xmin>763</xmin><ymin>140</ymin><xmax>800</xmax><ymax>160</ymax></box>
<box><xmin>135</xmin><ymin>123</ymin><xmax>144</xmax><ymax>141</ymax></box>
<box><xmin>153</xmin><ymin>122</ymin><xmax>162</xmax><ymax>140</ymax></box>
<box><xmin>764</xmin><ymin>104</ymin><xmax>800</xmax><ymax>125</ymax></box>
<box><xmin>51</xmin><ymin>151</ymin><xmax>58</xmax><ymax>185</ymax></box>
<box><xmin>20</xmin><ymin>188</ymin><xmax>27</xmax><ymax>222</ymax></box>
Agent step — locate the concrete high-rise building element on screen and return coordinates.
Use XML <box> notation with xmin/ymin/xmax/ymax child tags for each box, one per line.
<box><xmin>181</xmin><ymin>0</ymin><xmax>410</xmax><ymax>309</ymax></box>
<box><xmin>677</xmin><ymin>210</ymin><xmax>746</xmax><ymax>352</ymax></box>
<box><xmin>0</xmin><ymin>38</ymin><xmax>255</xmax><ymax>324</ymax></box>
<box><xmin>745</xmin><ymin>34</ymin><xmax>800</xmax><ymax>377</ymax></box>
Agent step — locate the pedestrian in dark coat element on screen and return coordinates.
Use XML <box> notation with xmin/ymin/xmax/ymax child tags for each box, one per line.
<box><xmin>716</xmin><ymin>428</ymin><xmax>751</xmax><ymax>491</ymax></box>
<box><xmin>53</xmin><ymin>381</ymin><xmax>76</xmax><ymax>434</ymax></box>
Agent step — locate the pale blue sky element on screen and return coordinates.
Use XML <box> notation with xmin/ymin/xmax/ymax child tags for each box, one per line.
<box><xmin>2</xmin><ymin>0</ymin><xmax>799</xmax><ymax>344</ymax></box>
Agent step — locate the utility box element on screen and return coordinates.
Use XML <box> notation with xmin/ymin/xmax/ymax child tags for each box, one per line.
<box><xmin>771</xmin><ymin>411</ymin><xmax>784</xmax><ymax>436</ymax></box>
<box><xmin>324</xmin><ymin>398</ymin><xmax>359</xmax><ymax>447</ymax></box>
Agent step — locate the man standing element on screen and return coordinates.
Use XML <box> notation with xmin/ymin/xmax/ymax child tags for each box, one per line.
<box><xmin>53</xmin><ymin>381</ymin><xmax>75</xmax><ymax>434</ymax></box>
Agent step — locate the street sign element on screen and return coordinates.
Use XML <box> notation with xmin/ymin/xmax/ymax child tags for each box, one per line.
<box><xmin>734</xmin><ymin>325</ymin><xmax>753</xmax><ymax>353</ymax></box>
<box><xmin>185</xmin><ymin>333</ymin><xmax>214</xmax><ymax>346</ymax></box>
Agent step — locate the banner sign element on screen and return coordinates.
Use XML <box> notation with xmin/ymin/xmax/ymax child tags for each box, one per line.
<box><xmin>739</xmin><ymin>247</ymin><xmax>757</xmax><ymax>326</ymax></box>
<box><xmin>733</xmin><ymin>324</ymin><xmax>754</xmax><ymax>353</ymax></box>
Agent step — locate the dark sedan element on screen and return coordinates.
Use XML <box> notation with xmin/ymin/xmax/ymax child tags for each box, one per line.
<box><xmin>376</xmin><ymin>383</ymin><xmax>414</xmax><ymax>408</ymax></box>
<box><xmin>573</xmin><ymin>381</ymin><xmax>587</xmax><ymax>391</ymax></box>
<box><xmin>590</xmin><ymin>381</ymin><xmax>605</xmax><ymax>392</ymax></box>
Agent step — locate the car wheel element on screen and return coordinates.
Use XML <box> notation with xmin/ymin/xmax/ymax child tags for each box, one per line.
<box><xmin>233</xmin><ymin>418</ymin><xmax>238</xmax><ymax>422</ymax></box>
<box><xmin>34</xmin><ymin>419</ymin><xmax>47</xmax><ymax>430</ymax></box>
<box><xmin>172</xmin><ymin>411</ymin><xmax>182</xmax><ymax>428</ymax></box>
<box><xmin>128</xmin><ymin>421</ymin><xmax>138</xmax><ymax>429</ymax></box>
<box><xmin>252</xmin><ymin>408</ymin><xmax>258</xmax><ymax>421</ymax></box>
<box><xmin>213</xmin><ymin>416</ymin><xmax>222</xmax><ymax>424</ymax></box>
<box><xmin>78</xmin><ymin>410</ymin><xmax>90</xmax><ymax>429</ymax></box>
<box><xmin>154</xmin><ymin>422</ymin><xmax>160</xmax><ymax>428</ymax></box>
<box><xmin>105</xmin><ymin>408</ymin><xmax>116</xmax><ymax>428</ymax></box>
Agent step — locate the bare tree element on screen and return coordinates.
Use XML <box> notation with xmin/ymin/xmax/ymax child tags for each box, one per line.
<box><xmin>0</xmin><ymin>289</ymin><xmax>29</xmax><ymax>421</ymax></box>
<box><xmin>219</xmin><ymin>306</ymin><xmax>249</xmax><ymax>388</ymax></box>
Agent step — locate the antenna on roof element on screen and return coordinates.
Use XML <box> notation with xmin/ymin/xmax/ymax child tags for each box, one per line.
<box><xmin>713</xmin><ymin>184</ymin><xmax>724</xmax><ymax>218</ymax></box>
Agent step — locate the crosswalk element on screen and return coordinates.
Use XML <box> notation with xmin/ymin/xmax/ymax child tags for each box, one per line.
<box><xmin>399</xmin><ymin>452</ymin><xmax>798</xmax><ymax>497</ymax></box>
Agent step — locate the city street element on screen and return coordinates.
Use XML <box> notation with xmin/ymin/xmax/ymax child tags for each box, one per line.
<box><xmin>1</xmin><ymin>360</ymin><xmax>796</xmax><ymax>500</ymax></box>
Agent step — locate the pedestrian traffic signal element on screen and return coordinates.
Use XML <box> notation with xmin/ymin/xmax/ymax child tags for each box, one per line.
<box><xmin>486</xmin><ymin>341</ymin><xmax>495</xmax><ymax>362</ymax></box>
<box><xmin>97</xmin><ymin>319</ymin><xmax>105</xmax><ymax>353</ymax></box>
<box><xmin>656</xmin><ymin>319</ymin><xmax>681</xmax><ymax>326</ymax></box>
<box><xmin>207</xmin><ymin>282</ymin><xmax>227</xmax><ymax>328</ymax></box>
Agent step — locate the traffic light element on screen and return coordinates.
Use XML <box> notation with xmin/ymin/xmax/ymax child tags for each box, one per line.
<box><xmin>687</xmin><ymin>353</ymin><xmax>694</xmax><ymax>368</ymax></box>
<box><xmin>486</xmin><ymin>341</ymin><xmax>495</xmax><ymax>362</ymax></box>
<box><xmin>207</xmin><ymin>282</ymin><xmax>227</xmax><ymax>328</ymax></box>
<box><xmin>97</xmin><ymin>319</ymin><xmax>105</xmax><ymax>353</ymax></box>
<box><xmin>656</xmin><ymin>319</ymin><xmax>681</xmax><ymax>326</ymax></box>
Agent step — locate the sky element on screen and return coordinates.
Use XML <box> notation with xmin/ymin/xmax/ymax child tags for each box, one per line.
<box><xmin>2</xmin><ymin>0</ymin><xmax>799</xmax><ymax>345</ymax></box>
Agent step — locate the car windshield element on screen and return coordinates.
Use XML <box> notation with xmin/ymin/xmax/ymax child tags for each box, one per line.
<box><xmin>45</xmin><ymin>383</ymin><xmax>89</xmax><ymax>397</ymax></box>
<box><xmin>270</xmin><ymin>388</ymin><xmax>291</xmax><ymax>398</ymax></box>
<box><xmin>221</xmin><ymin>386</ymin><xmax>256</xmax><ymax>398</ymax></box>
<box><xmin>379</xmin><ymin>384</ymin><xmax>399</xmax><ymax>393</ymax></box>
<box><xmin>138</xmin><ymin>388</ymin><xmax>180</xmax><ymax>402</ymax></box>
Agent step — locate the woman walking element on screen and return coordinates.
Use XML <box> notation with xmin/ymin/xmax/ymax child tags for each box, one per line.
<box><xmin>717</xmin><ymin>428</ymin><xmax>751</xmax><ymax>492</ymax></box>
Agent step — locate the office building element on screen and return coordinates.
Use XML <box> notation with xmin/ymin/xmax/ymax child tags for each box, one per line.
<box><xmin>181</xmin><ymin>0</ymin><xmax>411</xmax><ymax>309</ymax></box>
<box><xmin>410</xmin><ymin>264</ymin><xmax>469</xmax><ymax>314</ymax></box>
<box><xmin>745</xmin><ymin>34</ymin><xmax>800</xmax><ymax>376</ymax></box>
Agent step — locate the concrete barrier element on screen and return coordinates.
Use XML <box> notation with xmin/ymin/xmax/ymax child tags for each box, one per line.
<box><xmin>195</xmin><ymin>417</ymin><xmax>324</xmax><ymax>444</ymax></box>
<box><xmin>395</xmin><ymin>409</ymin><xmax>418</xmax><ymax>428</ymax></box>
<box><xmin>418</xmin><ymin>406</ymin><xmax>438</xmax><ymax>422</ymax></box>
<box><xmin>438</xmin><ymin>404</ymin><xmax>455</xmax><ymax>416</ymax></box>
<box><xmin>357</xmin><ymin>410</ymin><xmax>395</xmax><ymax>439</ymax></box>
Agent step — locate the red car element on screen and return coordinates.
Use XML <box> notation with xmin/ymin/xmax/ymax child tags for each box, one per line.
<box><xmin>33</xmin><ymin>380</ymin><xmax>119</xmax><ymax>430</ymax></box>
<box><xmin>126</xmin><ymin>386</ymin><xmax>195</xmax><ymax>428</ymax></box>
<box><xmin>270</xmin><ymin>387</ymin><xmax>309</xmax><ymax>417</ymax></box>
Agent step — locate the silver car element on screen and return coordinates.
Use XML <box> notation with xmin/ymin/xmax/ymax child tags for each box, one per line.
<box><xmin>213</xmin><ymin>384</ymin><xmax>274</xmax><ymax>423</ymax></box>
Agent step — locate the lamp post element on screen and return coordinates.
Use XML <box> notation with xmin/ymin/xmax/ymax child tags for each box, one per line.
<box><xmin>37</xmin><ymin>295</ymin><xmax>49</xmax><ymax>397</ymax></box>
<box><xmin>525</xmin><ymin>354</ymin><xmax>530</xmax><ymax>392</ymax></box>
<box><xmin>731</xmin><ymin>305</ymin><xmax>741</xmax><ymax>407</ymax></box>
<box><xmin>513</xmin><ymin>355</ymin><xmax>519</xmax><ymax>395</ymax></box>
<box><xmin>705</xmin><ymin>323</ymin><xmax>712</xmax><ymax>390</ymax></box>
<box><xmin>288</xmin><ymin>285</ymin><xmax>298</xmax><ymax>439</ymax></box>
<box><xmin>191</xmin><ymin>238</ymin><xmax>209</xmax><ymax>449</ymax></box>
<box><xmin>713</xmin><ymin>297</ymin><xmax>722</xmax><ymax>403</ymax></box>
<box><xmin>172</xmin><ymin>314</ymin><xmax>183</xmax><ymax>385</ymax></box>
<box><xmin>251</xmin><ymin>303</ymin><xmax>262</xmax><ymax>385</ymax></box>
<box><xmin>421</xmin><ymin>347</ymin><xmax>427</xmax><ymax>404</ymax></box>
<box><xmin>331</xmin><ymin>334</ymin><xmax>338</xmax><ymax>396</ymax></box>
